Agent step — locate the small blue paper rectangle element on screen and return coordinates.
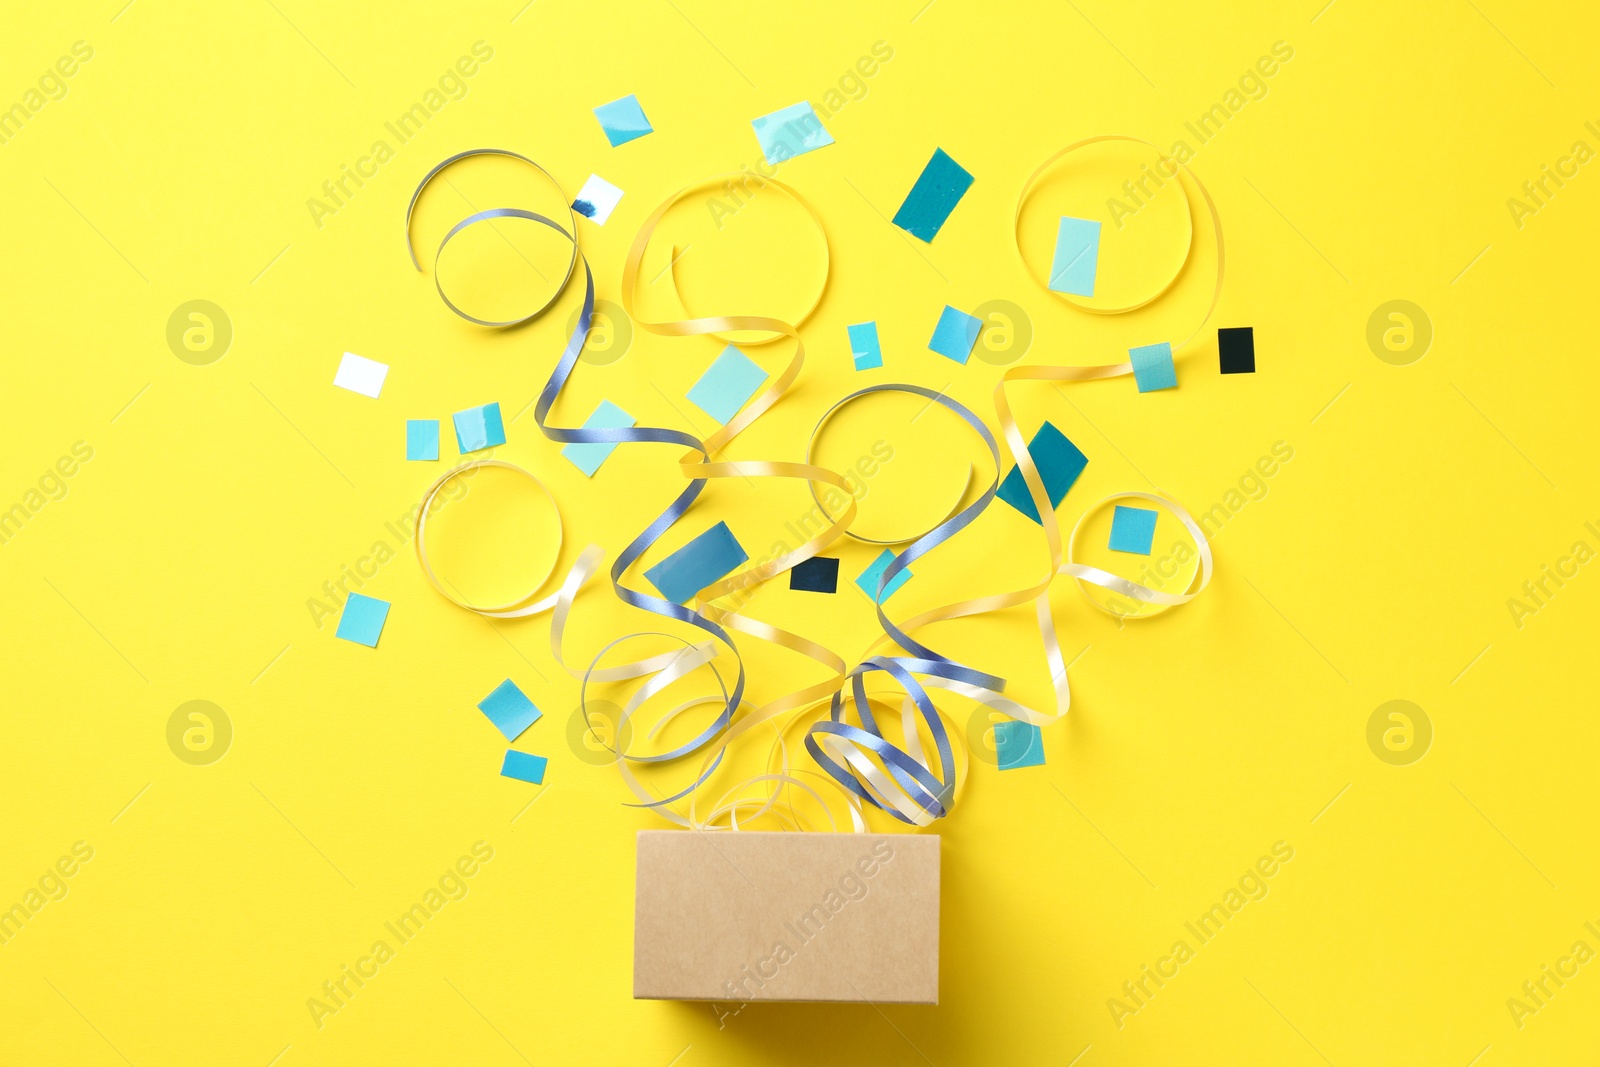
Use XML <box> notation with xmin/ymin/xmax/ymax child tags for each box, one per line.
<box><xmin>855</xmin><ymin>549</ymin><xmax>911</xmax><ymax>604</ymax></box>
<box><xmin>929</xmin><ymin>305</ymin><xmax>982</xmax><ymax>364</ymax></box>
<box><xmin>1109</xmin><ymin>505</ymin><xmax>1159</xmax><ymax>555</ymax></box>
<box><xmin>644</xmin><ymin>521</ymin><xmax>749</xmax><ymax>604</ymax></box>
<box><xmin>686</xmin><ymin>346</ymin><xmax>767</xmax><ymax>424</ymax></box>
<box><xmin>453</xmin><ymin>402</ymin><xmax>506</xmax><ymax>453</ymax></box>
<box><xmin>1050</xmin><ymin>217</ymin><xmax>1101</xmax><ymax>296</ymax></box>
<box><xmin>751</xmin><ymin>101</ymin><xmax>834</xmax><ymax>165</ymax></box>
<box><xmin>561</xmin><ymin>400</ymin><xmax>635</xmax><ymax>477</ymax></box>
<box><xmin>500</xmin><ymin>750</ymin><xmax>548</xmax><ymax>785</ymax></box>
<box><xmin>995</xmin><ymin>719</ymin><xmax>1045</xmax><ymax>770</ymax></box>
<box><xmin>478</xmin><ymin>679</ymin><xmax>542</xmax><ymax>743</ymax></box>
<box><xmin>996</xmin><ymin>421</ymin><xmax>1089</xmax><ymax>525</ymax></box>
<box><xmin>1129</xmin><ymin>342</ymin><xmax>1177</xmax><ymax>392</ymax></box>
<box><xmin>334</xmin><ymin>592</ymin><xmax>390</xmax><ymax>648</ymax></box>
<box><xmin>847</xmin><ymin>322</ymin><xmax>883</xmax><ymax>371</ymax></box>
<box><xmin>406</xmin><ymin>419</ymin><xmax>440</xmax><ymax>461</ymax></box>
<box><xmin>892</xmin><ymin>148</ymin><xmax>974</xmax><ymax>242</ymax></box>
<box><xmin>594</xmin><ymin>94</ymin><xmax>652</xmax><ymax>147</ymax></box>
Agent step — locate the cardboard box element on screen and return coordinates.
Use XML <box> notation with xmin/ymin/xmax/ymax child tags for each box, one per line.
<box><xmin>633</xmin><ymin>830</ymin><xmax>939</xmax><ymax>1003</ymax></box>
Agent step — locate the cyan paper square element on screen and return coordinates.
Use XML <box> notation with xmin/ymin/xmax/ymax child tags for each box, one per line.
<box><xmin>334</xmin><ymin>593</ymin><xmax>390</xmax><ymax>648</ymax></box>
<box><xmin>1050</xmin><ymin>217</ymin><xmax>1101</xmax><ymax>296</ymax></box>
<box><xmin>477</xmin><ymin>679</ymin><xmax>542</xmax><ymax>743</ymax></box>
<box><xmin>500</xmin><ymin>750</ymin><xmax>548</xmax><ymax>785</ymax></box>
<box><xmin>593</xmin><ymin>94</ymin><xmax>652</xmax><ymax>147</ymax></box>
<box><xmin>644</xmin><ymin>521</ymin><xmax>749</xmax><ymax>604</ymax></box>
<box><xmin>891</xmin><ymin>147</ymin><xmax>974</xmax><ymax>242</ymax></box>
<box><xmin>1129</xmin><ymin>342</ymin><xmax>1177</xmax><ymax>392</ymax></box>
<box><xmin>453</xmin><ymin>402</ymin><xmax>506</xmax><ymax>453</ymax></box>
<box><xmin>560</xmin><ymin>400</ymin><xmax>634</xmax><ymax>477</ymax></box>
<box><xmin>929</xmin><ymin>305</ymin><xmax>982</xmax><ymax>364</ymax></box>
<box><xmin>1109</xmin><ymin>505</ymin><xmax>1159</xmax><ymax>555</ymax></box>
<box><xmin>854</xmin><ymin>549</ymin><xmax>912</xmax><ymax>604</ymax></box>
<box><xmin>847</xmin><ymin>322</ymin><xmax>883</xmax><ymax>371</ymax></box>
<box><xmin>406</xmin><ymin>419</ymin><xmax>439</xmax><ymax>461</ymax></box>
<box><xmin>686</xmin><ymin>346</ymin><xmax>768</xmax><ymax>424</ymax></box>
<box><xmin>994</xmin><ymin>719</ymin><xmax>1045</xmax><ymax>770</ymax></box>
<box><xmin>996</xmin><ymin>421</ymin><xmax>1089</xmax><ymax>524</ymax></box>
<box><xmin>751</xmin><ymin>101</ymin><xmax>834</xmax><ymax>165</ymax></box>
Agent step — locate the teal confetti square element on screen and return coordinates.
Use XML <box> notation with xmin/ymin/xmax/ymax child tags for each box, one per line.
<box><xmin>500</xmin><ymin>750</ymin><xmax>548</xmax><ymax>785</ymax></box>
<box><xmin>1109</xmin><ymin>505</ymin><xmax>1159</xmax><ymax>555</ymax></box>
<box><xmin>994</xmin><ymin>719</ymin><xmax>1045</xmax><ymax>770</ymax></box>
<box><xmin>334</xmin><ymin>593</ymin><xmax>390</xmax><ymax>648</ymax></box>
<box><xmin>996</xmin><ymin>421</ymin><xmax>1089</xmax><ymax>524</ymax></box>
<box><xmin>929</xmin><ymin>305</ymin><xmax>982</xmax><ymax>364</ymax></box>
<box><xmin>644</xmin><ymin>521</ymin><xmax>750</xmax><ymax>604</ymax></box>
<box><xmin>477</xmin><ymin>679</ymin><xmax>542</xmax><ymax>743</ymax></box>
<box><xmin>854</xmin><ymin>550</ymin><xmax>911</xmax><ymax>603</ymax></box>
<box><xmin>847</xmin><ymin>322</ymin><xmax>883</xmax><ymax>371</ymax></box>
<box><xmin>1129</xmin><ymin>342</ymin><xmax>1177</xmax><ymax>392</ymax></box>
<box><xmin>892</xmin><ymin>147</ymin><xmax>974</xmax><ymax>242</ymax></box>
<box><xmin>593</xmin><ymin>94</ymin><xmax>652</xmax><ymax>147</ymax></box>
<box><xmin>405</xmin><ymin>419</ymin><xmax>439</xmax><ymax>461</ymax></box>
<box><xmin>453</xmin><ymin>402</ymin><xmax>505</xmax><ymax>453</ymax></box>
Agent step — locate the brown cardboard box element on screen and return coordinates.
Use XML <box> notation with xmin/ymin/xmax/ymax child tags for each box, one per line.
<box><xmin>633</xmin><ymin>830</ymin><xmax>939</xmax><ymax>1003</ymax></box>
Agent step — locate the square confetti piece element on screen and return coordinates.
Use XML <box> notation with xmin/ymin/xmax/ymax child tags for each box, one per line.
<box><xmin>500</xmin><ymin>750</ymin><xmax>548</xmax><ymax>785</ymax></box>
<box><xmin>572</xmin><ymin>173</ymin><xmax>624</xmax><ymax>225</ymax></box>
<box><xmin>453</xmin><ymin>402</ymin><xmax>505</xmax><ymax>453</ymax></box>
<box><xmin>892</xmin><ymin>147</ymin><xmax>974</xmax><ymax>242</ymax></box>
<box><xmin>644</xmin><ymin>521</ymin><xmax>750</xmax><ymax>604</ymax></box>
<box><xmin>406</xmin><ymin>419</ymin><xmax>439</xmax><ymax>461</ymax></box>
<box><xmin>1049</xmin><ymin>217</ymin><xmax>1101</xmax><ymax>296</ymax></box>
<box><xmin>334</xmin><ymin>593</ymin><xmax>390</xmax><ymax>648</ymax></box>
<box><xmin>789</xmin><ymin>556</ymin><xmax>840</xmax><ymax>593</ymax></box>
<box><xmin>751</xmin><ymin>101</ymin><xmax>834</xmax><ymax>165</ymax></box>
<box><xmin>1129</xmin><ymin>342</ymin><xmax>1177</xmax><ymax>392</ymax></box>
<box><xmin>333</xmin><ymin>352</ymin><xmax>388</xmax><ymax>398</ymax></box>
<box><xmin>929</xmin><ymin>305</ymin><xmax>982</xmax><ymax>364</ymax></box>
<box><xmin>593</xmin><ymin>94</ymin><xmax>652</xmax><ymax>146</ymax></box>
<box><xmin>686</xmin><ymin>346</ymin><xmax>768</xmax><ymax>424</ymax></box>
<box><xmin>847</xmin><ymin>322</ymin><xmax>883</xmax><ymax>371</ymax></box>
<box><xmin>996</xmin><ymin>422</ymin><xmax>1088</xmax><ymax>525</ymax></box>
<box><xmin>560</xmin><ymin>400</ymin><xmax>634</xmax><ymax>477</ymax></box>
<box><xmin>477</xmin><ymin>679</ymin><xmax>542</xmax><ymax>743</ymax></box>
<box><xmin>994</xmin><ymin>719</ymin><xmax>1045</xmax><ymax>770</ymax></box>
<box><xmin>1219</xmin><ymin>326</ymin><xmax>1256</xmax><ymax>374</ymax></box>
<box><xmin>854</xmin><ymin>550</ymin><xmax>911</xmax><ymax>604</ymax></box>
<box><xmin>1109</xmin><ymin>505</ymin><xmax>1159</xmax><ymax>555</ymax></box>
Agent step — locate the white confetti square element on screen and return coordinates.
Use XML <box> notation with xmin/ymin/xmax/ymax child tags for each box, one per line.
<box><xmin>333</xmin><ymin>352</ymin><xmax>388</xmax><ymax>398</ymax></box>
<box><xmin>572</xmin><ymin>174</ymin><xmax>624</xmax><ymax>226</ymax></box>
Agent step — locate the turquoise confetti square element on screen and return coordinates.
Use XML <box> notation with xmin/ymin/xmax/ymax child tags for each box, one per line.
<box><xmin>686</xmin><ymin>346</ymin><xmax>768</xmax><ymax>424</ymax></box>
<box><xmin>334</xmin><ymin>593</ymin><xmax>390</xmax><ymax>648</ymax></box>
<box><xmin>892</xmin><ymin>147</ymin><xmax>974</xmax><ymax>242</ymax></box>
<box><xmin>453</xmin><ymin>402</ymin><xmax>505</xmax><ymax>453</ymax></box>
<box><xmin>751</xmin><ymin>101</ymin><xmax>834</xmax><ymax>165</ymax></box>
<box><xmin>405</xmin><ymin>419</ymin><xmax>439</xmax><ymax>461</ymax></box>
<box><xmin>1050</xmin><ymin>217</ymin><xmax>1101</xmax><ymax>296</ymax></box>
<box><xmin>855</xmin><ymin>549</ymin><xmax>911</xmax><ymax>603</ymax></box>
<box><xmin>996</xmin><ymin>421</ymin><xmax>1089</xmax><ymax>524</ymax></box>
<box><xmin>593</xmin><ymin>94</ymin><xmax>652</xmax><ymax>147</ymax></box>
<box><xmin>560</xmin><ymin>399</ymin><xmax>634</xmax><ymax>477</ymax></box>
<box><xmin>1129</xmin><ymin>342</ymin><xmax>1177</xmax><ymax>392</ymax></box>
<box><xmin>929</xmin><ymin>305</ymin><xmax>982</xmax><ymax>364</ymax></box>
<box><xmin>500</xmin><ymin>750</ymin><xmax>548</xmax><ymax>785</ymax></box>
<box><xmin>847</xmin><ymin>322</ymin><xmax>883</xmax><ymax>371</ymax></box>
<box><xmin>1109</xmin><ymin>505</ymin><xmax>1159</xmax><ymax>555</ymax></box>
<box><xmin>994</xmin><ymin>719</ymin><xmax>1045</xmax><ymax>770</ymax></box>
<box><xmin>477</xmin><ymin>679</ymin><xmax>542</xmax><ymax>743</ymax></box>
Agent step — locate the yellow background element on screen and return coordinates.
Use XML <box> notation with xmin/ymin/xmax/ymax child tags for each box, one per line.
<box><xmin>3</xmin><ymin>0</ymin><xmax>1597</xmax><ymax>1063</ymax></box>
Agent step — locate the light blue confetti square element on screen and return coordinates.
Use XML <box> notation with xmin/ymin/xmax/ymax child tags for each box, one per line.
<box><xmin>453</xmin><ymin>402</ymin><xmax>506</xmax><ymax>453</ymax></box>
<box><xmin>593</xmin><ymin>94</ymin><xmax>652</xmax><ymax>147</ymax></box>
<box><xmin>500</xmin><ymin>750</ymin><xmax>548</xmax><ymax>785</ymax></box>
<box><xmin>1050</xmin><ymin>217</ymin><xmax>1101</xmax><ymax>296</ymax></box>
<box><xmin>750</xmin><ymin>101</ymin><xmax>834</xmax><ymax>165</ymax></box>
<box><xmin>1109</xmin><ymin>505</ymin><xmax>1159</xmax><ymax>555</ymax></box>
<box><xmin>929</xmin><ymin>305</ymin><xmax>982</xmax><ymax>364</ymax></box>
<box><xmin>686</xmin><ymin>346</ymin><xmax>768</xmax><ymax>424</ymax></box>
<box><xmin>406</xmin><ymin>419</ymin><xmax>439</xmax><ymax>461</ymax></box>
<box><xmin>560</xmin><ymin>400</ymin><xmax>635</xmax><ymax>477</ymax></box>
<box><xmin>334</xmin><ymin>593</ymin><xmax>390</xmax><ymax>648</ymax></box>
<box><xmin>854</xmin><ymin>549</ymin><xmax>912</xmax><ymax>604</ymax></box>
<box><xmin>994</xmin><ymin>719</ymin><xmax>1045</xmax><ymax>770</ymax></box>
<box><xmin>1129</xmin><ymin>342</ymin><xmax>1177</xmax><ymax>392</ymax></box>
<box><xmin>847</xmin><ymin>322</ymin><xmax>883</xmax><ymax>371</ymax></box>
<box><xmin>477</xmin><ymin>679</ymin><xmax>542</xmax><ymax>743</ymax></box>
